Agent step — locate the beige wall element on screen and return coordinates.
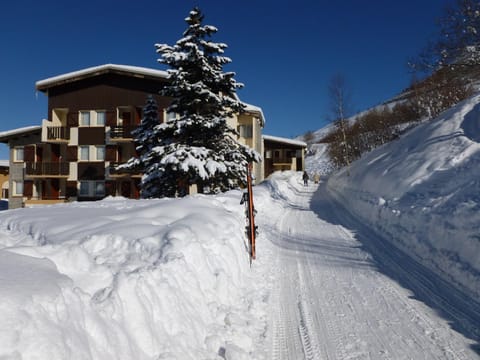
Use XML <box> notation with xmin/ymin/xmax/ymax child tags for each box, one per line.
<box><xmin>236</xmin><ymin>112</ymin><xmax>264</xmax><ymax>182</ymax></box>
<box><xmin>0</xmin><ymin>169</ymin><xmax>8</xmax><ymax>199</ymax></box>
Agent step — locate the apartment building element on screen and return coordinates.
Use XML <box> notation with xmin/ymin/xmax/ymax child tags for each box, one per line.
<box><xmin>0</xmin><ymin>64</ymin><xmax>266</xmax><ymax>208</ymax></box>
<box><xmin>1</xmin><ymin>64</ymin><xmax>307</xmax><ymax>209</ymax></box>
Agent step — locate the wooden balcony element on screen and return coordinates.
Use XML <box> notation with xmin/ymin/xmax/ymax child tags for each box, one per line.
<box><xmin>272</xmin><ymin>157</ymin><xmax>296</xmax><ymax>166</ymax></box>
<box><xmin>108</xmin><ymin>162</ymin><xmax>141</xmax><ymax>177</ymax></box>
<box><xmin>26</xmin><ymin>162</ymin><xmax>70</xmax><ymax>178</ymax></box>
<box><xmin>46</xmin><ymin>126</ymin><xmax>70</xmax><ymax>142</ymax></box>
<box><xmin>110</xmin><ymin>125</ymin><xmax>136</xmax><ymax>140</ymax></box>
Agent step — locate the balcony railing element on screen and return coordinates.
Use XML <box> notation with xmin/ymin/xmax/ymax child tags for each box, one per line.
<box><xmin>47</xmin><ymin>126</ymin><xmax>70</xmax><ymax>141</ymax></box>
<box><xmin>108</xmin><ymin>162</ymin><xmax>141</xmax><ymax>176</ymax></box>
<box><xmin>26</xmin><ymin>162</ymin><xmax>69</xmax><ymax>177</ymax></box>
<box><xmin>272</xmin><ymin>157</ymin><xmax>296</xmax><ymax>165</ymax></box>
<box><xmin>110</xmin><ymin>126</ymin><xmax>137</xmax><ymax>139</ymax></box>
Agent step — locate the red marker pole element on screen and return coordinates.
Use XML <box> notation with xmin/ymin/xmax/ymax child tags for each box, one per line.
<box><xmin>246</xmin><ymin>163</ymin><xmax>256</xmax><ymax>260</ymax></box>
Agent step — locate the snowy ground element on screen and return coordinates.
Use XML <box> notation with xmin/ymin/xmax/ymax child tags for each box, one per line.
<box><xmin>1</xmin><ymin>171</ymin><xmax>479</xmax><ymax>359</ymax></box>
<box><xmin>253</xmin><ymin>173</ymin><xmax>480</xmax><ymax>359</ymax></box>
<box><xmin>1</xmin><ymin>95</ymin><xmax>480</xmax><ymax>359</ymax></box>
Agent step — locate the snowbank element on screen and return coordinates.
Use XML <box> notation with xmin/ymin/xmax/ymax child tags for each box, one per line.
<box><xmin>326</xmin><ymin>94</ymin><xmax>480</xmax><ymax>298</ymax></box>
<box><xmin>0</xmin><ymin>194</ymin><xmax>266</xmax><ymax>359</ymax></box>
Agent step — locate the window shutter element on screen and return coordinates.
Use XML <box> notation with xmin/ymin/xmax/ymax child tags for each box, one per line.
<box><xmin>24</xmin><ymin>146</ymin><xmax>35</xmax><ymax>162</ymax></box>
<box><xmin>135</xmin><ymin>107</ymin><xmax>142</xmax><ymax>125</ymax></box>
<box><xmin>66</xmin><ymin>146</ymin><xmax>78</xmax><ymax>161</ymax></box>
<box><xmin>67</xmin><ymin>112</ymin><xmax>78</xmax><ymax>127</ymax></box>
<box><xmin>66</xmin><ymin>181</ymin><xmax>78</xmax><ymax>197</ymax></box>
<box><xmin>106</xmin><ymin>111</ymin><xmax>116</xmax><ymax>126</ymax></box>
<box><xmin>105</xmin><ymin>181</ymin><xmax>116</xmax><ymax>196</ymax></box>
<box><xmin>105</xmin><ymin>145</ymin><xmax>117</xmax><ymax>162</ymax></box>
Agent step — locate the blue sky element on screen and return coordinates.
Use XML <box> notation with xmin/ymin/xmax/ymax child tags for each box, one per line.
<box><xmin>0</xmin><ymin>0</ymin><xmax>448</xmax><ymax>160</ymax></box>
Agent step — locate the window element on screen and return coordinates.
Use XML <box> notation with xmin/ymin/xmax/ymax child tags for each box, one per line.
<box><xmin>14</xmin><ymin>147</ymin><xmax>24</xmax><ymax>162</ymax></box>
<box><xmin>80</xmin><ymin>146</ymin><xmax>89</xmax><ymax>161</ymax></box>
<box><xmin>79</xmin><ymin>181</ymin><xmax>105</xmax><ymax>197</ymax></box>
<box><xmin>13</xmin><ymin>181</ymin><xmax>23</xmax><ymax>196</ymax></box>
<box><xmin>96</xmin><ymin>146</ymin><xmax>105</xmax><ymax>161</ymax></box>
<box><xmin>80</xmin><ymin>111</ymin><xmax>90</xmax><ymax>126</ymax></box>
<box><xmin>166</xmin><ymin>112</ymin><xmax>176</xmax><ymax>122</ymax></box>
<box><xmin>79</xmin><ymin>181</ymin><xmax>89</xmax><ymax>196</ymax></box>
<box><xmin>95</xmin><ymin>181</ymin><xmax>105</xmax><ymax>197</ymax></box>
<box><xmin>96</xmin><ymin>111</ymin><xmax>106</xmax><ymax>126</ymax></box>
<box><xmin>239</xmin><ymin>125</ymin><xmax>253</xmax><ymax>138</ymax></box>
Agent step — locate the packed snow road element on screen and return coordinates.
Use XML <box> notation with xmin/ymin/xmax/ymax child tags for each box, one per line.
<box><xmin>254</xmin><ymin>174</ymin><xmax>480</xmax><ymax>360</ymax></box>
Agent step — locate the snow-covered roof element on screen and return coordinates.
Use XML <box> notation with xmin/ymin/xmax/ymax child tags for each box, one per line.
<box><xmin>36</xmin><ymin>64</ymin><xmax>169</xmax><ymax>91</ymax></box>
<box><xmin>0</xmin><ymin>126</ymin><xmax>41</xmax><ymax>143</ymax></box>
<box><xmin>243</xmin><ymin>102</ymin><xmax>266</xmax><ymax>126</ymax></box>
<box><xmin>0</xmin><ymin>160</ymin><xmax>9</xmax><ymax>167</ymax></box>
<box><xmin>263</xmin><ymin>134</ymin><xmax>307</xmax><ymax>148</ymax></box>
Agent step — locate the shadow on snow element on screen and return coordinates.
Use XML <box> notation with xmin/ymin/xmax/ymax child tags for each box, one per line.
<box><xmin>308</xmin><ymin>181</ymin><xmax>480</xmax><ymax>355</ymax></box>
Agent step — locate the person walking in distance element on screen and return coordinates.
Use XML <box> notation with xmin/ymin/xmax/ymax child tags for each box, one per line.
<box><xmin>314</xmin><ymin>172</ymin><xmax>320</xmax><ymax>184</ymax></box>
<box><xmin>302</xmin><ymin>171</ymin><xmax>309</xmax><ymax>186</ymax></box>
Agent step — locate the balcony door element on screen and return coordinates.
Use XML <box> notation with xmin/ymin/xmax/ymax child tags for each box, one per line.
<box><xmin>121</xmin><ymin>181</ymin><xmax>131</xmax><ymax>198</ymax></box>
<box><xmin>121</xmin><ymin>112</ymin><xmax>132</xmax><ymax>126</ymax></box>
<box><xmin>51</xmin><ymin>144</ymin><xmax>61</xmax><ymax>163</ymax></box>
<box><xmin>50</xmin><ymin>179</ymin><xmax>60</xmax><ymax>199</ymax></box>
<box><xmin>36</xmin><ymin>146</ymin><xmax>43</xmax><ymax>162</ymax></box>
<box><xmin>41</xmin><ymin>179</ymin><xmax>60</xmax><ymax>200</ymax></box>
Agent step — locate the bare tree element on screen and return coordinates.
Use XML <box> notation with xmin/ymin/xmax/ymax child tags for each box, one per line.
<box><xmin>328</xmin><ymin>74</ymin><xmax>353</xmax><ymax>173</ymax></box>
<box><xmin>411</xmin><ymin>0</ymin><xmax>480</xmax><ymax>73</ymax></box>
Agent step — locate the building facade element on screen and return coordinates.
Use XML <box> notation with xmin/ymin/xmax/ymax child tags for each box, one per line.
<box><xmin>263</xmin><ymin>135</ymin><xmax>307</xmax><ymax>178</ymax></box>
<box><xmin>1</xmin><ymin>64</ymin><xmax>307</xmax><ymax>209</ymax></box>
<box><xmin>0</xmin><ymin>64</ymin><xmax>266</xmax><ymax>208</ymax></box>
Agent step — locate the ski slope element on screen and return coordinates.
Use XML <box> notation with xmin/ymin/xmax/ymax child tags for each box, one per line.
<box><xmin>253</xmin><ymin>173</ymin><xmax>479</xmax><ymax>359</ymax></box>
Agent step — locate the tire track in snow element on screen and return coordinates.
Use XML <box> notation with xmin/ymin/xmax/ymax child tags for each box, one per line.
<box><xmin>265</xmin><ymin>184</ymin><xmax>339</xmax><ymax>359</ymax></box>
<box><xmin>257</xmin><ymin>177</ymin><xmax>479</xmax><ymax>359</ymax></box>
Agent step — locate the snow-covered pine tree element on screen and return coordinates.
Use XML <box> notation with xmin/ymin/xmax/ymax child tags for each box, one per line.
<box><xmin>151</xmin><ymin>7</ymin><xmax>260</xmax><ymax>197</ymax></box>
<box><xmin>117</xmin><ymin>95</ymin><xmax>162</xmax><ymax>198</ymax></box>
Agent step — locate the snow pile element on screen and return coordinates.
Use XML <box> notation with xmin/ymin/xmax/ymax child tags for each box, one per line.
<box><xmin>0</xmin><ymin>194</ymin><xmax>267</xmax><ymax>359</ymax></box>
<box><xmin>325</xmin><ymin>94</ymin><xmax>480</xmax><ymax>298</ymax></box>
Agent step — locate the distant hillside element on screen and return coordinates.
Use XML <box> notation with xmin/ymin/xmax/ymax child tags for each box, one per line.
<box><xmin>299</xmin><ymin>65</ymin><xmax>480</xmax><ymax>173</ymax></box>
<box><xmin>327</xmin><ymin>93</ymin><xmax>480</xmax><ymax>298</ymax></box>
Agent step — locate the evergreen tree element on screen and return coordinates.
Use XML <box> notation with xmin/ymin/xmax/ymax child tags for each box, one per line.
<box><xmin>117</xmin><ymin>95</ymin><xmax>162</xmax><ymax>198</ymax></box>
<box><xmin>149</xmin><ymin>7</ymin><xmax>259</xmax><ymax>197</ymax></box>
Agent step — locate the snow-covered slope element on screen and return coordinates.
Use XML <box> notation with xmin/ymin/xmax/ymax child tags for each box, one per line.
<box><xmin>304</xmin><ymin>143</ymin><xmax>334</xmax><ymax>175</ymax></box>
<box><xmin>325</xmin><ymin>94</ymin><xmax>480</xmax><ymax>298</ymax></box>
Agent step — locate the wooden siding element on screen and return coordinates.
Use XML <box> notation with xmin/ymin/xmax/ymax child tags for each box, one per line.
<box><xmin>47</xmin><ymin>74</ymin><xmax>171</xmax><ymax>121</ymax></box>
<box><xmin>78</xmin><ymin>127</ymin><xmax>105</xmax><ymax>145</ymax></box>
